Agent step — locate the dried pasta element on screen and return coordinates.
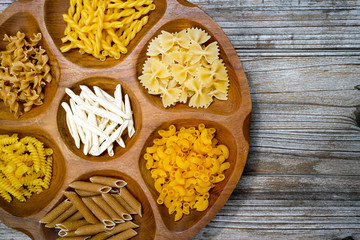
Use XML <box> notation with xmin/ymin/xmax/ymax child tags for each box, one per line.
<box><xmin>139</xmin><ymin>27</ymin><xmax>229</xmax><ymax>108</ymax></box>
<box><xmin>0</xmin><ymin>134</ymin><xmax>53</xmax><ymax>202</ymax></box>
<box><xmin>61</xmin><ymin>0</ymin><xmax>155</xmax><ymax>61</ymax></box>
<box><xmin>144</xmin><ymin>124</ymin><xmax>230</xmax><ymax>221</ymax></box>
<box><xmin>0</xmin><ymin>32</ymin><xmax>52</xmax><ymax>118</ymax></box>
<box><xmin>40</xmin><ymin>176</ymin><xmax>141</xmax><ymax>239</ymax></box>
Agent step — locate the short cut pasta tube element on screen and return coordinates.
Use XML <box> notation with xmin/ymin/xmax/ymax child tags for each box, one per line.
<box><xmin>75</xmin><ymin>189</ymin><xmax>100</xmax><ymax>197</ymax></box>
<box><xmin>89</xmin><ymin>232</ymin><xmax>111</xmax><ymax>240</ymax></box>
<box><xmin>56</xmin><ymin>236</ymin><xmax>90</xmax><ymax>240</ymax></box>
<box><xmin>102</xmin><ymin>193</ymin><xmax>132</xmax><ymax>220</ymax></box>
<box><xmin>92</xmin><ymin>196</ymin><xmax>124</xmax><ymax>223</ymax></box>
<box><xmin>82</xmin><ymin>197</ymin><xmax>115</xmax><ymax>227</ymax></box>
<box><xmin>89</xmin><ymin>176</ymin><xmax>127</xmax><ymax>188</ymax></box>
<box><xmin>112</xmin><ymin>194</ymin><xmax>137</xmax><ymax>215</ymax></box>
<box><xmin>45</xmin><ymin>205</ymin><xmax>78</xmax><ymax>228</ymax></box>
<box><xmin>69</xmin><ymin>181</ymin><xmax>112</xmax><ymax>193</ymax></box>
<box><xmin>75</xmin><ymin>223</ymin><xmax>113</xmax><ymax>235</ymax></box>
<box><xmin>64</xmin><ymin>211</ymin><xmax>83</xmax><ymax>222</ymax></box>
<box><xmin>39</xmin><ymin>199</ymin><xmax>72</xmax><ymax>223</ymax></box>
<box><xmin>106</xmin><ymin>228</ymin><xmax>138</xmax><ymax>240</ymax></box>
<box><xmin>106</xmin><ymin>221</ymin><xmax>139</xmax><ymax>235</ymax></box>
<box><xmin>64</xmin><ymin>191</ymin><xmax>98</xmax><ymax>224</ymax></box>
<box><xmin>119</xmin><ymin>187</ymin><xmax>142</xmax><ymax>217</ymax></box>
<box><xmin>56</xmin><ymin>219</ymin><xmax>88</xmax><ymax>231</ymax></box>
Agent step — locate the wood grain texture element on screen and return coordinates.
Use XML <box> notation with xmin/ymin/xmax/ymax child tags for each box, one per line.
<box><xmin>1</xmin><ymin>0</ymin><xmax>360</xmax><ymax>239</ymax></box>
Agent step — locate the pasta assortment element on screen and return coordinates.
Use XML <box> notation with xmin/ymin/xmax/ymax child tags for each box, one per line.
<box><xmin>40</xmin><ymin>176</ymin><xmax>141</xmax><ymax>240</ymax></box>
<box><xmin>0</xmin><ymin>32</ymin><xmax>52</xmax><ymax>118</ymax></box>
<box><xmin>61</xmin><ymin>0</ymin><xmax>155</xmax><ymax>61</ymax></box>
<box><xmin>0</xmin><ymin>134</ymin><xmax>53</xmax><ymax>202</ymax></box>
<box><xmin>62</xmin><ymin>84</ymin><xmax>135</xmax><ymax>157</ymax></box>
<box><xmin>144</xmin><ymin>124</ymin><xmax>230</xmax><ymax>221</ymax></box>
<box><xmin>139</xmin><ymin>28</ymin><xmax>229</xmax><ymax>108</ymax></box>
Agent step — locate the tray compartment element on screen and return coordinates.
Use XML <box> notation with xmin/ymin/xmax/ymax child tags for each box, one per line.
<box><xmin>0</xmin><ymin>12</ymin><xmax>60</xmax><ymax>120</ymax></box>
<box><xmin>136</xmin><ymin>18</ymin><xmax>242</xmax><ymax>115</ymax></box>
<box><xmin>139</xmin><ymin>119</ymin><xmax>237</xmax><ymax>232</ymax></box>
<box><xmin>40</xmin><ymin>169</ymin><xmax>156</xmax><ymax>240</ymax></box>
<box><xmin>57</xmin><ymin>77</ymin><xmax>142</xmax><ymax>162</ymax></box>
<box><xmin>44</xmin><ymin>0</ymin><xmax>167</xmax><ymax>68</ymax></box>
<box><xmin>0</xmin><ymin>127</ymin><xmax>66</xmax><ymax>217</ymax></box>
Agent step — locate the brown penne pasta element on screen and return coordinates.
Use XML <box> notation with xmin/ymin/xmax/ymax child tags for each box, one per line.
<box><xmin>119</xmin><ymin>188</ymin><xmax>142</xmax><ymax>217</ymax></box>
<box><xmin>75</xmin><ymin>223</ymin><xmax>113</xmax><ymax>236</ymax></box>
<box><xmin>70</xmin><ymin>181</ymin><xmax>111</xmax><ymax>193</ymax></box>
<box><xmin>82</xmin><ymin>197</ymin><xmax>115</xmax><ymax>227</ymax></box>
<box><xmin>56</xmin><ymin>237</ymin><xmax>90</xmax><ymax>240</ymax></box>
<box><xmin>89</xmin><ymin>176</ymin><xmax>127</xmax><ymax>188</ymax></box>
<box><xmin>65</xmin><ymin>211</ymin><xmax>84</xmax><ymax>222</ymax></box>
<box><xmin>112</xmin><ymin>194</ymin><xmax>137</xmax><ymax>215</ymax></box>
<box><xmin>110</xmin><ymin>188</ymin><xmax>120</xmax><ymax>194</ymax></box>
<box><xmin>88</xmin><ymin>232</ymin><xmax>111</xmax><ymax>240</ymax></box>
<box><xmin>46</xmin><ymin>205</ymin><xmax>78</xmax><ymax>228</ymax></box>
<box><xmin>106</xmin><ymin>228</ymin><xmax>138</xmax><ymax>240</ymax></box>
<box><xmin>56</xmin><ymin>219</ymin><xmax>88</xmax><ymax>231</ymax></box>
<box><xmin>92</xmin><ymin>196</ymin><xmax>124</xmax><ymax>223</ymax></box>
<box><xmin>76</xmin><ymin>189</ymin><xmax>100</xmax><ymax>197</ymax></box>
<box><xmin>40</xmin><ymin>199</ymin><xmax>72</xmax><ymax>223</ymax></box>
<box><xmin>58</xmin><ymin>230</ymin><xmax>79</xmax><ymax>237</ymax></box>
<box><xmin>64</xmin><ymin>191</ymin><xmax>98</xmax><ymax>224</ymax></box>
<box><xmin>102</xmin><ymin>193</ymin><xmax>132</xmax><ymax>221</ymax></box>
<box><xmin>106</xmin><ymin>221</ymin><xmax>139</xmax><ymax>235</ymax></box>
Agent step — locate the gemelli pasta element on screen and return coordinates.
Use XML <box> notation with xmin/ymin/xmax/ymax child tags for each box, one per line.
<box><xmin>139</xmin><ymin>28</ymin><xmax>229</xmax><ymax>108</ymax></box>
<box><xmin>0</xmin><ymin>134</ymin><xmax>53</xmax><ymax>202</ymax></box>
<box><xmin>144</xmin><ymin>124</ymin><xmax>230</xmax><ymax>221</ymax></box>
<box><xmin>0</xmin><ymin>32</ymin><xmax>52</xmax><ymax>118</ymax></box>
<box><xmin>61</xmin><ymin>0</ymin><xmax>155</xmax><ymax>61</ymax></box>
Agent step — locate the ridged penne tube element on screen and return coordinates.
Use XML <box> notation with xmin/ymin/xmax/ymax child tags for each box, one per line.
<box><xmin>58</xmin><ymin>230</ymin><xmax>79</xmax><ymax>237</ymax></box>
<box><xmin>102</xmin><ymin>193</ymin><xmax>132</xmax><ymax>220</ymax></box>
<box><xmin>56</xmin><ymin>219</ymin><xmax>88</xmax><ymax>231</ymax></box>
<box><xmin>69</xmin><ymin>181</ymin><xmax>111</xmax><ymax>193</ymax></box>
<box><xmin>40</xmin><ymin>199</ymin><xmax>72</xmax><ymax>223</ymax></box>
<box><xmin>89</xmin><ymin>176</ymin><xmax>127</xmax><ymax>188</ymax></box>
<box><xmin>63</xmin><ymin>191</ymin><xmax>98</xmax><ymax>224</ymax></box>
<box><xmin>112</xmin><ymin>194</ymin><xmax>137</xmax><ymax>215</ymax></box>
<box><xmin>92</xmin><ymin>196</ymin><xmax>124</xmax><ymax>223</ymax></box>
<box><xmin>75</xmin><ymin>189</ymin><xmax>100</xmax><ymax>197</ymax></box>
<box><xmin>105</xmin><ymin>221</ymin><xmax>139</xmax><ymax>235</ymax></box>
<box><xmin>89</xmin><ymin>232</ymin><xmax>110</xmax><ymax>240</ymax></box>
<box><xmin>45</xmin><ymin>205</ymin><xmax>78</xmax><ymax>228</ymax></box>
<box><xmin>75</xmin><ymin>223</ymin><xmax>113</xmax><ymax>235</ymax></box>
<box><xmin>64</xmin><ymin>211</ymin><xmax>83</xmax><ymax>222</ymax></box>
<box><xmin>56</xmin><ymin>236</ymin><xmax>90</xmax><ymax>240</ymax></box>
<box><xmin>119</xmin><ymin>187</ymin><xmax>142</xmax><ymax>217</ymax></box>
<box><xmin>62</xmin><ymin>102</ymin><xmax>80</xmax><ymax>149</ymax></box>
<box><xmin>107</xmin><ymin>228</ymin><xmax>138</xmax><ymax>240</ymax></box>
<box><xmin>82</xmin><ymin>197</ymin><xmax>115</xmax><ymax>227</ymax></box>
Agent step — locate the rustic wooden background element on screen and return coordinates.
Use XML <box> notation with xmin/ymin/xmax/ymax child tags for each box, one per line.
<box><xmin>1</xmin><ymin>0</ymin><xmax>360</xmax><ymax>239</ymax></box>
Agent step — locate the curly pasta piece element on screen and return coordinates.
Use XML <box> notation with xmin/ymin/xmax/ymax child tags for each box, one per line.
<box><xmin>0</xmin><ymin>32</ymin><xmax>52</xmax><ymax>118</ymax></box>
<box><xmin>0</xmin><ymin>134</ymin><xmax>54</xmax><ymax>202</ymax></box>
<box><xmin>144</xmin><ymin>124</ymin><xmax>230</xmax><ymax>221</ymax></box>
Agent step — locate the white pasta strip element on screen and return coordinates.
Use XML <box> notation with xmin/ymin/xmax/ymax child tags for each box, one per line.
<box><xmin>63</xmin><ymin>85</ymin><xmax>136</xmax><ymax>157</ymax></box>
<box><xmin>66</xmin><ymin>88</ymin><xmax>125</xmax><ymax>125</ymax></box>
<box><xmin>62</xmin><ymin>102</ymin><xmax>81</xmax><ymax>149</ymax></box>
<box><xmin>80</xmin><ymin>85</ymin><xmax>129</xmax><ymax>120</ymax></box>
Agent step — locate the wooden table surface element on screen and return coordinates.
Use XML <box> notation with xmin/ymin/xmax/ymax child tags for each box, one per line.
<box><xmin>1</xmin><ymin>0</ymin><xmax>359</xmax><ymax>239</ymax></box>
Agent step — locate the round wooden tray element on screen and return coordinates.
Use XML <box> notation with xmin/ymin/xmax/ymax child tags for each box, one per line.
<box><xmin>0</xmin><ymin>0</ymin><xmax>252</xmax><ymax>239</ymax></box>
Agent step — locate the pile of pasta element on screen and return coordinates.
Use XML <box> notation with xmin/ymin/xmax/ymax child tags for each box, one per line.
<box><xmin>144</xmin><ymin>124</ymin><xmax>230</xmax><ymax>221</ymax></box>
<box><xmin>62</xmin><ymin>84</ymin><xmax>135</xmax><ymax>157</ymax></box>
<box><xmin>40</xmin><ymin>176</ymin><xmax>141</xmax><ymax>240</ymax></box>
<box><xmin>61</xmin><ymin>0</ymin><xmax>155</xmax><ymax>61</ymax></box>
<box><xmin>0</xmin><ymin>32</ymin><xmax>52</xmax><ymax>118</ymax></box>
<box><xmin>139</xmin><ymin>28</ymin><xmax>229</xmax><ymax>108</ymax></box>
<box><xmin>0</xmin><ymin>134</ymin><xmax>53</xmax><ymax>202</ymax></box>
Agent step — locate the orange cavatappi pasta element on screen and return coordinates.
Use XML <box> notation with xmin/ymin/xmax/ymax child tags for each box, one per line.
<box><xmin>144</xmin><ymin>124</ymin><xmax>230</xmax><ymax>221</ymax></box>
<box><xmin>61</xmin><ymin>0</ymin><xmax>155</xmax><ymax>61</ymax></box>
<box><xmin>0</xmin><ymin>134</ymin><xmax>53</xmax><ymax>202</ymax></box>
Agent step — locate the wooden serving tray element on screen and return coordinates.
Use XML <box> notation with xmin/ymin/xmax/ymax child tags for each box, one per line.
<box><xmin>0</xmin><ymin>0</ymin><xmax>252</xmax><ymax>239</ymax></box>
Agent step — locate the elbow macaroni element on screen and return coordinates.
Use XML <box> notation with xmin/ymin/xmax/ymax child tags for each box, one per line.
<box><xmin>144</xmin><ymin>124</ymin><xmax>230</xmax><ymax>221</ymax></box>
